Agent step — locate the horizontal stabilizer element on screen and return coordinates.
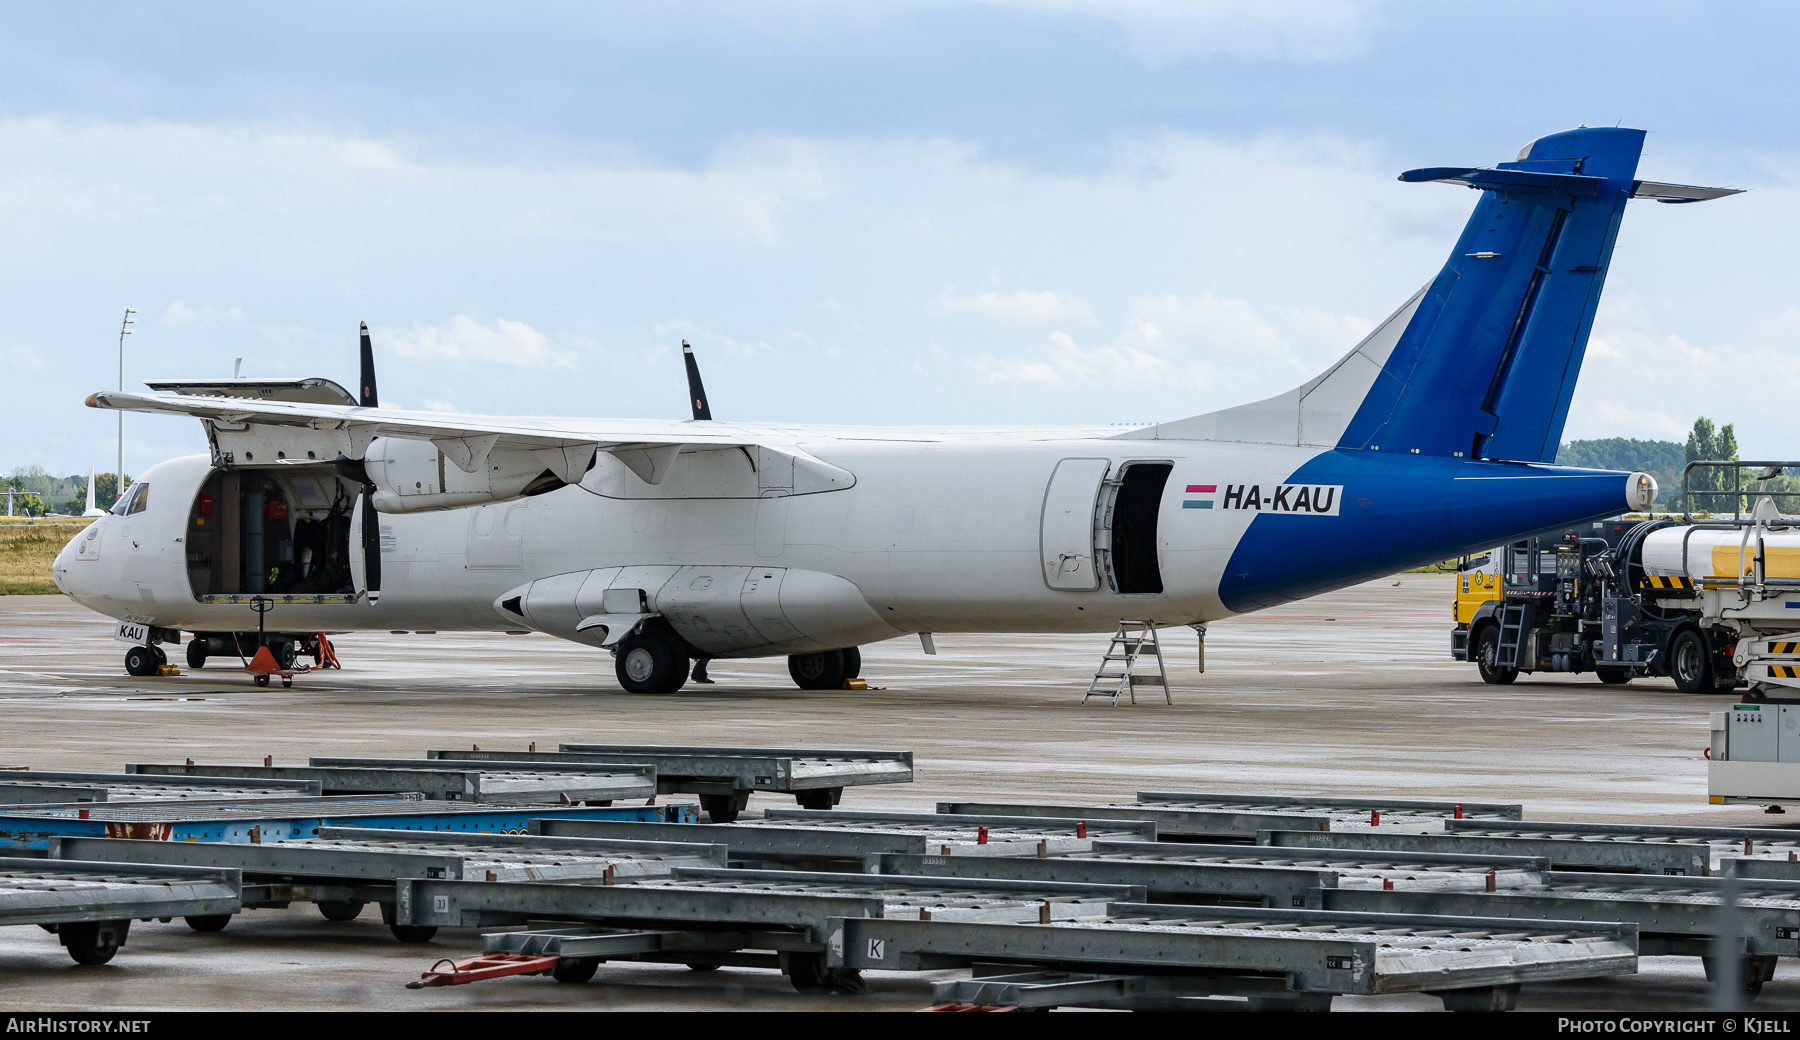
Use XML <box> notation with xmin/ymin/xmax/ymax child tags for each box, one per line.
<box><xmin>1399</xmin><ymin>166</ymin><xmax>1601</xmax><ymax>195</ymax></box>
<box><xmin>1630</xmin><ymin>180</ymin><xmax>1744</xmax><ymax>204</ymax></box>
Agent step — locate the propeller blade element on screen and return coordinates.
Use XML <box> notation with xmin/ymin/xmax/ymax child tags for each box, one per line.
<box><xmin>682</xmin><ymin>340</ymin><xmax>712</xmax><ymax>421</ymax></box>
<box><xmin>359</xmin><ymin>322</ymin><xmax>379</xmax><ymax>408</ymax></box>
<box><xmin>361</xmin><ymin>486</ymin><xmax>381</xmax><ymax>605</ymax></box>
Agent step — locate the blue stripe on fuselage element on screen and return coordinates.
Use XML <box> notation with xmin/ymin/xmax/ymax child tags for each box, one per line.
<box><xmin>1216</xmin><ymin>449</ymin><xmax>1633</xmax><ymax>614</ymax></box>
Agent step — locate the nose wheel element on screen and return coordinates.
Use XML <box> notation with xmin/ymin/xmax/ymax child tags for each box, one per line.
<box><xmin>123</xmin><ymin>643</ymin><xmax>167</xmax><ymax>677</ymax></box>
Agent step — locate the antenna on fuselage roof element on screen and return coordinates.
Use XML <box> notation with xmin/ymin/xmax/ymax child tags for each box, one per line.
<box><xmin>682</xmin><ymin>340</ymin><xmax>713</xmax><ymax>421</ymax></box>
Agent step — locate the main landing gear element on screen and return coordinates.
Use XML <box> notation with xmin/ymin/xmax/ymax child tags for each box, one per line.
<box><xmin>614</xmin><ymin>620</ymin><xmax>691</xmax><ymax>695</ymax></box>
<box><xmin>610</xmin><ymin>628</ymin><xmax>869</xmax><ymax>694</ymax></box>
<box><xmin>787</xmin><ymin>647</ymin><xmax>861</xmax><ymax>691</ymax></box>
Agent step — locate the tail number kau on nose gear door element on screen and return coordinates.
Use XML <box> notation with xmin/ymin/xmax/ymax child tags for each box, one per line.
<box><xmin>1216</xmin><ymin>484</ymin><xmax>1342</xmax><ymax>516</ymax></box>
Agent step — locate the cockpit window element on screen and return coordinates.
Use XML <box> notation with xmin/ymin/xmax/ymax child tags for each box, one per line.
<box><xmin>111</xmin><ymin>483</ymin><xmax>150</xmax><ymax>516</ymax></box>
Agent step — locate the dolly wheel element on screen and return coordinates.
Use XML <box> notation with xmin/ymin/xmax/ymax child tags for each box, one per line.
<box><xmin>699</xmin><ymin>792</ymin><xmax>747</xmax><ymax>823</ymax></box>
<box><xmin>184</xmin><ymin>914</ymin><xmax>231</xmax><ymax>933</ymax></box>
<box><xmin>795</xmin><ymin>788</ymin><xmax>841</xmax><ymax>810</ymax></box>
<box><xmin>60</xmin><ymin>922</ymin><xmax>125</xmax><ymax>966</ymax></box>
<box><xmin>552</xmin><ymin>957</ymin><xmax>599</xmax><ymax>984</ymax></box>
<box><xmin>317</xmin><ymin>900</ymin><xmax>365</xmax><ymax>922</ymax></box>
<box><xmin>784</xmin><ymin>951</ymin><xmax>866</xmax><ymax>994</ymax></box>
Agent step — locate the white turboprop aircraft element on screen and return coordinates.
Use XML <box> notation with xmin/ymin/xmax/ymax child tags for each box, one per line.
<box><xmin>59</xmin><ymin>127</ymin><xmax>1735</xmax><ymax>692</ymax></box>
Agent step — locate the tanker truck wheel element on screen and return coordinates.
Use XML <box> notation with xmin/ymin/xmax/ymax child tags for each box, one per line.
<box><xmin>1474</xmin><ymin>626</ymin><xmax>1516</xmax><ymax>685</ymax></box>
<box><xmin>1670</xmin><ymin>629</ymin><xmax>1714</xmax><ymax>694</ymax></box>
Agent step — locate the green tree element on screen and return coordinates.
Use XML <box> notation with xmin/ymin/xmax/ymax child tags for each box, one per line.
<box><xmin>91</xmin><ymin>472</ymin><xmax>131</xmax><ymax>511</ymax></box>
<box><xmin>1681</xmin><ymin>417</ymin><xmax>1741</xmax><ymax>512</ymax></box>
<box><xmin>5</xmin><ymin>465</ymin><xmax>52</xmax><ymax>498</ymax></box>
<box><xmin>1556</xmin><ymin>437</ymin><xmax>1685</xmax><ymax>504</ymax></box>
<box><xmin>1</xmin><ymin>490</ymin><xmax>44</xmax><ymax>516</ymax></box>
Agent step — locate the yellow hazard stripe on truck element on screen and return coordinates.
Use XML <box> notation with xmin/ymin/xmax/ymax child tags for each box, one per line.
<box><xmin>1771</xmin><ymin>642</ymin><xmax>1800</xmax><ymax>656</ymax></box>
<box><xmin>1770</xmin><ymin>666</ymin><xmax>1800</xmax><ymax>679</ymax></box>
<box><xmin>1642</xmin><ymin>575</ymin><xmax>1694</xmax><ymax>591</ymax></box>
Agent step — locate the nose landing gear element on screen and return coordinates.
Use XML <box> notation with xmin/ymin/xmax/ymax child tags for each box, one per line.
<box><xmin>123</xmin><ymin>643</ymin><xmax>166</xmax><ymax>677</ymax></box>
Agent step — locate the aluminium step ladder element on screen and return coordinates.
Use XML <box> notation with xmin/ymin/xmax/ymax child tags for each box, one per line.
<box><xmin>1082</xmin><ymin>620</ymin><xmax>1171</xmax><ymax>707</ymax></box>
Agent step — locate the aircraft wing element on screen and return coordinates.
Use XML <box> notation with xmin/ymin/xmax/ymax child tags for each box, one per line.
<box><xmin>85</xmin><ymin>389</ymin><xmax>849</xmax><ymax>494</ymax></box>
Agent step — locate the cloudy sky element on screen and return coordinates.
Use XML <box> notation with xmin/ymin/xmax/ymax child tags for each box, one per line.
<box><xmin>4</xmin><ymin>1</ymin><xmax>1797</xmax><ymax>477</ymax></box>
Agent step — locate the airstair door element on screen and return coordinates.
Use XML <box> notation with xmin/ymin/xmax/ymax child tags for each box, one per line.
<box><xmin>1040</xmin><ymin>458</ymin><xmax>1110</xmax><ymax>590</ymax></box>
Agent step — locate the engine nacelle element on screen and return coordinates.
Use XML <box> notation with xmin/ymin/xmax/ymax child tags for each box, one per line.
<box><xmin>495</xmin><ymin>565</ymin><xmax>903</xmax><ymax>657</ymax></box>
<box><xmin>363</xmin><ymin>437</ymin><xmax>570</xmax><ymax>514</ymax></box>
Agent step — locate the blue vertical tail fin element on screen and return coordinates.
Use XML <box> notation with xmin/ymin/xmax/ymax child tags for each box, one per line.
<box><xmin>1144</xmin><ymin>127</ymin><xmax>1736</xmax><ymax>463</ymax></box>
<box><xmin>1343</xmin><ymin>127</ymin><xmax>1644</xmax><ymax>463</ymax></box>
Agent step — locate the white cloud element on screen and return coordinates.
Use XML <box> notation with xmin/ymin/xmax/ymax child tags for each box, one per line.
<box><xmin>1565</xmin><ymin>289</ymin><xmax>1800</xmax><ymax>454</ymax></box>
<box><xmin>0</xmin><ymin>118</ymin><xmax>827</xmax><ymax>251</ymax></box>
<box><xmin>930</xmin><ymin>287</ymin><xmax>1095</xmax><ymax>324</ymax></box>
<box><xmin>967</xmin><ymin>292</ymin><xmax>1375</xmax><ymax>402</ymax></box>
<box><xmin>160</xmin><ymin>300</ymin><xmax>245</xmax><ymax>327</ymax></box>
<box><xmin>1</xmin><ymin>112</ymin><xmax>1784</xmax><ymax>466</ymax></box>
<box><xmin>976</xmin><ymin>0</ymin><xmax>1380</xmax><ymax>65</ymax></box>
<box><xmin>381</xmin><ymin>315</ymin><xmax>577</xmax><ymax>369</ymax></box>
<box><xmin>3</xmin><ymin>346</ymin><xmax>46</xmax><ymax>371</ymax></box>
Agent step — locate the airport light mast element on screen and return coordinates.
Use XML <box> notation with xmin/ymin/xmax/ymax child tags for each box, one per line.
<box><xmin>115</xmin><ymin>307</ymin><xmax>136</xmax><ymax>509</ymax></box>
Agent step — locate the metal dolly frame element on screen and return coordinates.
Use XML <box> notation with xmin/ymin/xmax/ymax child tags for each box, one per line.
<box><xmin>837</xmin><ymin>903</ymin><xmax>1638</xmax><ymax>1012</ymax></box>
<box><xmin>0</xmin><ymin>795</ymin><xmax>695</xmax><ymax>850</ymax></box>
<box><xmin>762</xmin><ymin>808</ymin><xmax>1154</xmax><ymax>841</ymax></box>
<box><xmin>1261</xmin><ymin>827</ymin><xmax>1713</xmax><ymax>877</ymax></box>
<box><xmin>0</xmin><ymin>856</ymin><xmax>241</xmax><ymax>965</ymax></box>
<box><xmin>1137</xmin><ymin>790</ymin><xmax>1524</xmax><ymax>822</ymax></box>
<box><xmin>398</xmin><ymin>866</ymin><xmax>1139</xmax><ymax>991</ymax></box>
<box><xmin>46</xmin><ymin>828</ymin><xmax>728</xmax><ymax>942</ymax></box>
<box><xmin>935</xmin><ymin>801</ymin><xmax>1333</xmax><ymax>842</ymax></box>
<box><xmin>1446</xmin><ymin>818</ymin><xmax>1800</xmax><ymax>869</ymax></box>
<box><xmin>431</xmin><ymin>745</ymin><xmax>913</xmax><ymax>822</ymax></box>
<box><xmin>1323</xmin><ymin>870</ymin><xmax>1800</xmax><ymax>966</ymax></box>
<box><xmin>528</xmin><ymin>816</ymin><xmax>1145</xmax><ymax>870</ymax></box>
<box><xmin>0</xmin><ymin>769</ymin><xmax>321</xmax><ymax>805</ymax></box>
<box><xmin>132</xmin><ymin>758</ymin><xmax>660</xmax><ymax>804</ymax></box>
<box><xmin>877</xmin><ymin>842</ymin><xmax>1552</xmax><ymax>909</ymax></box>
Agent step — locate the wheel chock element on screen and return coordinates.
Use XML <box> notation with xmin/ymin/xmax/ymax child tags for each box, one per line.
<box><xmin>407</xmin><ymin>953</ymin><xmax>561</xmax><ymax>988</ymax></box>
